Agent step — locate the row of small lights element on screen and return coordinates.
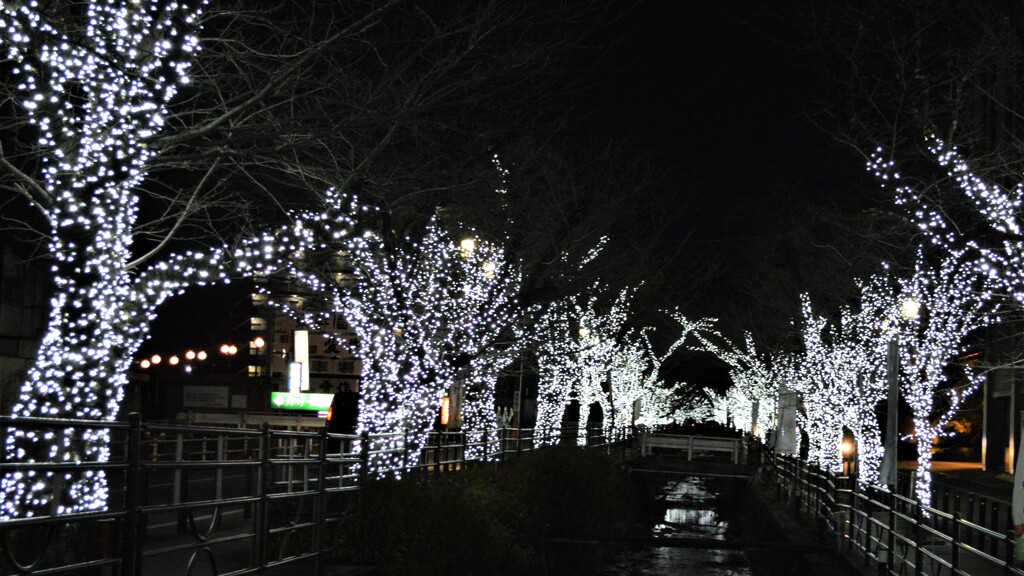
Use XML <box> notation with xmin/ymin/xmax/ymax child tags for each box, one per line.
<box><xmin>136</xmin><ymin>235</ymin><xmax>483</xmax><ymax>368</ymax></box>
<box><xmin>138</xmin><ymin>337</ymin><xmax>266</xmax><ymax>370</ymax></box>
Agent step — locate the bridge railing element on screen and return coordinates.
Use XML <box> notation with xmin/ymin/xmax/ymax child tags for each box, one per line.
<box><xmin>0</xmin><ymin>414</ymin><xmax>634</xmax><ymax>576</ymax></box>
<box><xmin>638</xmin><ymin>433</ymin><xmax>743</xmax><ymax>463</ymax></box>
<box><xmin>765</xmin><ymin>449</ymin><xmax>1024</xmax><ymax>576</ymax></box>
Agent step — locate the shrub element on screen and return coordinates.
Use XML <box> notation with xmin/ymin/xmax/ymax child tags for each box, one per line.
<box><xmin>345</xmin><ymin>446</ymin><xmax>634</xmax><ymax>576</ymax></box>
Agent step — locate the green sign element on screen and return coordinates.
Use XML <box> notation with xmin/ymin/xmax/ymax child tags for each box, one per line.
<box><xmin>270</xmin><ymin>392</ymin><xmax>334</xmax><ymax>411</ymax></box>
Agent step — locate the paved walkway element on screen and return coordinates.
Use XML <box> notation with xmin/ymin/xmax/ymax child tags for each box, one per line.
<box><xmin>926</xmin><ymin>460</ymin><xmax>1013</xmax><ymax>503</ymax></box>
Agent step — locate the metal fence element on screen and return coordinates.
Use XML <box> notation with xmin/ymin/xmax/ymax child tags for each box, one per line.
<box><xmin>767</xmin><ymin>451</ymin><xmax>1023</xmax><ymax>576</ymax></box>
<box><xmin>0</xmin><ymin>414</ymin><xmax>634</xmax><ymax>576</ymax></box>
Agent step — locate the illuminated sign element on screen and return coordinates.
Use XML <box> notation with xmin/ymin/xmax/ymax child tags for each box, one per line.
<box><xmin>270</xmin><ymin>392</ymin><xmax>334</xmax><ymax>412</ymax></box>
<box><xmin>288</xmin><ymin>362</ymin><xmax>303</xmax><ymax>393</ymax></box>
<box><xmin>440</xmin><ymin>396</ymin><xmax>451</xmax><ymax>426</ymax></box>
<box><xmin>294</xmin><ymin>330</ymin><xmax>309</xmax><ymax>391</ymax></box>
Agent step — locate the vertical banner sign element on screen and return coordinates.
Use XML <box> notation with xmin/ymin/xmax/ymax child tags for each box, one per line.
<box><xmin>751</xmin><ymin>400</ymin><xmax>760</xmax><ymax>436</ymax></box>
<box><xmin>294</xmin><ymin>329</ymin><xmax>309</xmax><ymax>392</ymax></box>
<box><xmin>880</xmin><ymin>339</ymin><xmax>900</xmax><ymax>489</ymax></box>
<box><xmin>774</xmin><ymin>382</ymin><xmax>798</xmax><ymax>455</ymax></box>
<box><xmin>288</xmin><ymin>362</ymin><xmax>302</xmax><ymax>393</ymax></box>
<box><xmin>440</xmin><ymin>397</ymin><xmax>451</xmax><ymax>426</ymax></box>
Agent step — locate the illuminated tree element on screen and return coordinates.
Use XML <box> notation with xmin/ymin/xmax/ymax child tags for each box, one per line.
<box><xmin>0</xmin><ymin>1</ymin><xmax>374</xmax><ymax>519</ymax></box>
<box><xmin>461</xmin><ymin>341</ymin><xmax>523</xmax><ymax>460</ymax></box>
<box><xmin>834</xmin><ymin>271</ymin><xmax>932</xmax><ymax>488</ymax></box>
<box><xmin>534</xmin><ymin>285</ymin><xmax>631</xmax><ymax>445</ymax></box>
<box><xmin>694</xmin><ymin>328</ymin><xmax>780</xmax><ymax>438</ymax></box>
<box><xmin>895</xmin><ymin>253</ymin><xmax>992</xmax><ymax>505</ymax></box>
<box><xmin>329</xmin><ymin>221</ymin><xmax>521</xmax><ymax>475</ymax></box>
<box><xmin>785</xmin><ymin>296</ymin><xmax>847</xmax><ymax>471</ymax></box>
<box><xmin>0</xmin><ymin>0</ymin><xmax>208</xmax><ymax>520</ymax></box>
<box><xmin>874</xmin><ymin>137</ymin><xmax>1024</xmax><ymax>304</ymax></box>
<box><xmin>605</xmin><ymin>314</ymin><xmax>708</xmax><ymax>430</ymax></box>
<box><xmin>871</xmin><ymin>143</ymin><xmax>1002</xmax><ymax>501</ymax></box>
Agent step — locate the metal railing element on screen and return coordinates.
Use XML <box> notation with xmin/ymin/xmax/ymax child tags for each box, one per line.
<box><xmin>0</xmin><ymin>414</ymin><xmax>634</xmax><ymax>576</ymax></box>
<box><xmin>765</xmin><ymin>449</ymin><xmax>1024</xmax><ymax>576</ymax></box>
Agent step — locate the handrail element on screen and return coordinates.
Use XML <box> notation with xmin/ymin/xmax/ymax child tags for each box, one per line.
<box><xmin>759</xmin><ymin>443</ymin><xmax>1024</xmax><ymax>576</ymax></box>
<box><xmin>0</xmin><ymin>414</ymin><xmax>636</xmax><ymax>576</ymax></box>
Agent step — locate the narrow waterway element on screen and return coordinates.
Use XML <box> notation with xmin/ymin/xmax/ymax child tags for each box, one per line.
<box><xmin>599</xmin><ymin>475</ymin><xmax>752</xmax><ymax>576</ymax></box>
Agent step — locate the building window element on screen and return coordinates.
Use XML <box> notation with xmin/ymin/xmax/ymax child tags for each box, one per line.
<box><xmin>339</xmin><ymin>360</ymin><xmax>354</xmax><ymax>374</ymax></box>
<box><xmin>250</xmin><ymin>317</ymin><xmax>267</xmax><ymax>331</ymax></box>
<box><xmin>312</xmin><ymin>359</ymin><xmax>328</xmax><ymax>373</ymax></box>
<box><xmin>248</xmin><ymin>365</ymin><xmax>265</xmax><ymax>377</ymax></box>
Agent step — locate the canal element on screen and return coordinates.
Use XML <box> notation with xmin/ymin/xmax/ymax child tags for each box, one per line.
<box><xmin>598</xmin><ymin>473</ymin><xmax>752</xmax><ymax>575</ymax></box>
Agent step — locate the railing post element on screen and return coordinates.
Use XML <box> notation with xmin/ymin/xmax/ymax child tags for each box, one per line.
<box><xmin>123</xmin><ymin>413</ymin><xmax>143</xmax><ymax>576</ymax></box>
<box><xmin>436</xmin><ymin>431</ymin><xmax>444</xmax><ymax>478</ymax></box>
<box><xmin>1005</xmin><ymin>530</ymin><xmax>1015</xmax><ymax>575</ymax></box>
<box><xmin>952</xmin><ymin>491</ymin><xmax>961</xmax><ymax>536</ymax></box>
<box><xmin>951</xmin><ymin>511</ymin><xmax>962</xmax><ymax>574</ymax></box>
<box><xmin>314</xmin><ymin>425</ymin><xmax>329</xmax><ymax>576</ymax></box>
<box><xmin>847</xmin><ymin>479</ymin><xmax>857</xmax><ymax>554</ymax></box>
<box><xmin>884</xmin><ymin>491</ymin><xmax>896</xmax><ymax>576</ymax></box>
<box><xmin>862</xmin><ymin>487</ymin><xmax>871</xmax><ymax>568</ymax></box>
<box><xmin>980</xmin><ymin>497</ymin><xmax>988</xmax><ymax>549</ymax></box>
<box><xmin>174</xmin><ymin>432</ymin><xmax>186</xmax><ymax>533</ymax></box>
<box><xmin>401</xmin><ymin>429</ymin><xmax>409</xmax><ymax>475</ymax></box>
<box><xmin>215</xmin><ymin>435</ymin><xmax>225</xmax><ymax>500</ymax></box>
<box><xmin>913</xmin><ymin>497</ymin><xmax>923</xmax><ymax>576</ymax></box>
<box><xmin>256</xmin><ymin>423</ymin><xmax>272</xmax><ymax>572</ymax></box>
<box><xmin>359</xmin><ymin>431</ymin><xmax>370</xmax><ymax>485</ymax></box>
<box><xmin>992</xmin><ymin>501</ymin><xmax>1001</xmax><ymax>557</ymax></box>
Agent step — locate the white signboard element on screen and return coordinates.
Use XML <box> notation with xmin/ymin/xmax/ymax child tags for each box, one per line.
<box><xmin>774</xmin><ymin>383</ymin><xmax>799</xmax><ymax>455</ymax></box>
<box><xmin>183</xmin><ymin>386</ymin><xmax>230</xmax><ymax>408</ymax></box>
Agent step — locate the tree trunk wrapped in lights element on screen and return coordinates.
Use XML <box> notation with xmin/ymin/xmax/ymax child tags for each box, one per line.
<box><xmin>896</xmin><ymin>253</ymin><xmax>992</xmax><ymax>506</ymax></box>
<box><xmin>460</xmin><ymin>345</ymin><xmax>521</xmax><ymax>460</ymax></box>
<box><xmin>334</xmin><ymin>221</ymin><xmax>521</xmax><ymax>476</ymax></box>
<box><xmin>534</xmin><ymin>286</ymin><xmax>631</xmax><ymax>446</ymax></box>
<box><xmin>790</xmin><ymin>295</ymin><xmax>848</xmax><ymax>473</ymax></box>
<box><xmin>0</xmin><ymin>0</ymin><xmax>208</xmax><ymax>520</ymax></box>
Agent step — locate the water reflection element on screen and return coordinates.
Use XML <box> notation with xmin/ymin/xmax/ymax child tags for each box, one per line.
<box><xmin>600</xmin><ymin>475</ymin><xmax>752</xmax><ymax>576</ymax></box>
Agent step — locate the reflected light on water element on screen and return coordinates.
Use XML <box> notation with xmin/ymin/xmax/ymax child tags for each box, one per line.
<box><xmin>599</xmin><ymin>475</ymin><xmax>752</xmax><ymax>576</ymax></box>
<box><xmin>662</xmin><ymin>507</ymin><xmax>722</xmax><ymax>528</ymax></box>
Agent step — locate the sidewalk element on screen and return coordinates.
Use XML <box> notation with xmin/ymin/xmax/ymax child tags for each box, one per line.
<box><xmin>925</xmin><ymin>460</ymin><xmax>1014</xmax><ymax>504</ymax></box>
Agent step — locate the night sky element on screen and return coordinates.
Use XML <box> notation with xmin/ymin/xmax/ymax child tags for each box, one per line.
<box><xmin>596</xmin><ymin>1</ymin><xmax>829</xmax><ymax>230</ymax></box>
<box><xmin>585</xmin><ymin>2</ymin><xmax>871</xmax><ymax>331</ymax></box>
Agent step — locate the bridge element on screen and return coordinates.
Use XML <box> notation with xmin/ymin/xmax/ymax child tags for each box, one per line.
<box><xmin>0</xmin><ymin>415</ymin><xmax>1020</xmax><ymax>576</ymax></box>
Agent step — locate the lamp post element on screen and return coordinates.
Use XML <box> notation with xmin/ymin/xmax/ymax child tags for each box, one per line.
<box><xmin>880</xmin><ymin>297</ymin><xmax>920</xmax><ymax>490</ymax></box>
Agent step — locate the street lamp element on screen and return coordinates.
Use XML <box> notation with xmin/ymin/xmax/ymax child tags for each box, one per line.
<box><xmin>842</xmin><ymin>436</ymin><xmax>857</xmax><ymax>477</ymax></box>
<box><xmin>881</xmin><ymin>297</ymin><xmax>920</xmax><ymax>489</ymax></box>
<box><xmin>901</xmin><ymin>297</ymin><xmax>920</xmax><ymax>319</ymax></box>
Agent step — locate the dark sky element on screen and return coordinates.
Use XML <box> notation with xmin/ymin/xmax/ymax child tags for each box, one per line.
<box><xmin>596</xmin><ymin>1</ymin><xmax>851</xmax><ymax>238</ymax></box>
<box><xmin>580</xmin><ymin>1</ymin><xmax>870</xmax><ymax>333</ymax></box>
